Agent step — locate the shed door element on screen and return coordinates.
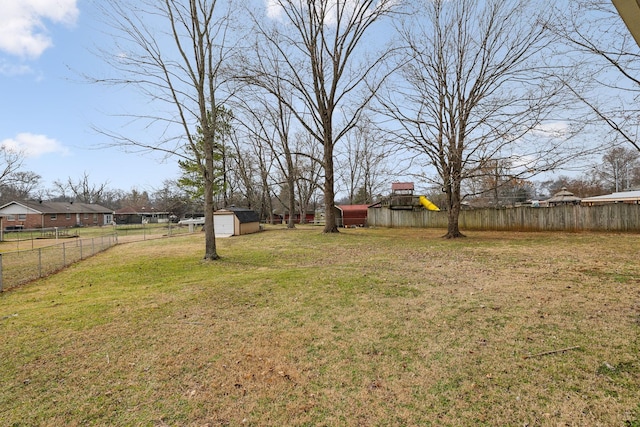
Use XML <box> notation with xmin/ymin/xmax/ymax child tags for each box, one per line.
<box><xmin>214</xmin><ymin>215</ymin><xmax>234</xmax><ymax>235</ymax></box>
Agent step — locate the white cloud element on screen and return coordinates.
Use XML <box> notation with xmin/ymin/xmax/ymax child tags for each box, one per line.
<box><xmin>0</xmin><ymin>0</ymin><xmax>79</xmax><ymax>58</ymax></box>
<box><xmin>531</xmin><ymin>121</ymin><xmax>571</xmax><ymax>139</ymax></box>
<box><xmin>1</xmin><ymin>133</ymin><xmax>70</xmax><ymax>158</ymax></box>
<box><xmin>265</xmin><ymin>0</ymin><xmax>283</xmax><ymax>19</ymax></box>
<box><xmin>264</xmin><ymin>0</ymin><xmax>353</xmax><ymax>25</ymax></box>
<box><xmin>0</xmin><ymin>59</ymin><xmax>33</xmax><ymax>76</ymax></box>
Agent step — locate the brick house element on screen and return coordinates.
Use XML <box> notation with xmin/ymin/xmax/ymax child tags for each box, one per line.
<box><xmin>0</xmin><ymin>201</ymin><xmax>114</xmax><ymax>229</ymax></box>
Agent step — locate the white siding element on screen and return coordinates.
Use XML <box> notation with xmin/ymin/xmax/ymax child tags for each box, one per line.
<box><xmin>214</xmin><ymin>214</ymin><xmax>234</xmax><ymax>235</ymax></box>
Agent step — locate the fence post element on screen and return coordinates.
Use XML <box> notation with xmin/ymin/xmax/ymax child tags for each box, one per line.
<box><xmin>80</xmin><ymin>239</ymin><xmax>83</xmax><ymax>259</ymax></box>
<box><xmin>92</xmin><ymin>237</ymin><xmax>95</xmax><ymax>256</ymax></box>
<box><xmin>63</xmin><ymin>242</ymin><xmax>66</xmax><ymax>267</ymax></box>
<box><xmin>0</xmin><ymin>253</ymin><xmax>3</xmax><ymax>292</ymax></box>
<box><xmin>38</xmin><ymin>248</ymin><xmax>42</xmax><ymax>278</ymax></box>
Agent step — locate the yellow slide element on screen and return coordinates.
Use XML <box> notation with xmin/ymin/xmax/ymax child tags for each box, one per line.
<box><xmin>419</xmin><ymin>195</ymin><xmax>440</xmax><ymax>211</ymax></box>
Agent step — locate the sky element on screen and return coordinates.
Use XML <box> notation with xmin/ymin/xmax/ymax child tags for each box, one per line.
<box><xmin>0</xmin><ymin>1</ymin><xmax>626</xmax><ymax>200</ymax></box>
<box><xmin>0</xmin><ymin>0</ymin><xmax>181</xmax><ymax>193</ymax></box>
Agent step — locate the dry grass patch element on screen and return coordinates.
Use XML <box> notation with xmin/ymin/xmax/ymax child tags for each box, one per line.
<box><xmin>1</xmin><ymin>227</ymin><xmax>639</xmax><ymax>426</ymax></box>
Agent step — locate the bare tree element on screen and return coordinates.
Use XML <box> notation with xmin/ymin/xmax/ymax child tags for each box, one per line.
<box><xmin>0</xmin><ymin>171</ymin><xmax>42</xmax><ymax>205</ymax></box>
<box><xmin>552</xmin><ymin>0</ymin><xmax>640</xmax><ymax>153</ymax></box>
<box><xmin>244</xmin><ymin>0</ymin><xmax>399</xmax><ymax>232</ymax></box>
<box><xmin>94</xmin><ymin>0</ymin><xmax>240</xmax><ymax>260</ymax></box>
<box><xmin>337</xmin><ymin>116</ymin><xmax>390</xmax><ymax>204</ymax></box>
<box><xmin>538</xmin><ymin>174</ymin><xmax>607</xmax><ymax>199</ymax></box>
<box><xmin>463</xmin><ymin>158</ymin><xmax>537</xmax><ymax>207</ymax></box>
<box><xmin>234</xmin><ymin>84</ymin><xmax>300</xmax><ymax>228</ymax></box>
<box><xmin>379</xmin><ymin>0</ymin><xmax>575</xmax><ymax>238</ymax></box>
<box><xmin>119</xmin><ymin>188</ymin><xmax>152</xmax><ymax>210</ymax></box>
<box><xmin>52</xmin><ymin>172</ymin><xmax>109</xmax><ymax>204</ymax></box>
<box><xmin>152</xmin><ymin>179</ymin><xmax>193</xmax><ymax>219</ymax></box>
<box><xmin>242</xmin><ymin>129</ymin><xmax>277</xmax><ymax>224</ymax></box>
<box><xmin>293</xmin><ymin>131</ymin><xmax>323</xmax><ymax>222</ymax></box>
<box><xmin>0</xmin><ymin>148</ymin><xmax>47</xmax><ymax>204</ymax></box>
<box><xmin>226</xmin><ymin>144</ymin><xmax>257</xmax><ymax>207</ymax></box>
<box><xmin>597</xmin><ymin>146</ymin><xmax>640</xmax><ymax>192</ymax></box>
<box><xmin>0</xmin><ymin>146</ymin><xmax>25</xmax><ymax>188</ymax></box>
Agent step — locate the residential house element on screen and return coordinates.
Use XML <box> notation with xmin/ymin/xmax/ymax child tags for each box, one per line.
<box><xmin>114</xmin><ymin>206</ymin><xmax>171</xmax><ymax>224</ymax></box>
<box><xmin>580</xmin><ymin>189</ymin><xmax>640</xmax><ymax>206</ymax></box>
<box><xmin>0</xmin><ymin>200</ymin><xmax>114</xmax><ymax>229</ymax></box>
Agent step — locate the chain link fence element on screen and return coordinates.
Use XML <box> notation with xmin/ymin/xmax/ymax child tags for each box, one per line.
<box><xmin>0</xmin><ymin>234</ymin><xmax>118</xmax><ymax>292</ymax></box>
<box><xmin>0</xmin><ymin>224</ymin><xmax>195</xmax><ymax>292</ymax></box>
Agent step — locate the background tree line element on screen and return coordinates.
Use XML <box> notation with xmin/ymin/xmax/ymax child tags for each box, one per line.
<box><xmin>2</xmin><ymin>0</ymin><xmax>639</xmax><ymax>253</ymax></box>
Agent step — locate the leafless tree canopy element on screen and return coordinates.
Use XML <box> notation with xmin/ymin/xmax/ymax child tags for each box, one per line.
<box><xmin>0</xmin><ymin>148</ymin><xmax>41</xmax><ymax>205</ymax></box>
<box><xmin>552</xmin><ymin>0</ymin><xmax>640</xmax><ymax>153</ymax></box>
<box><xmin>53</xmin><ymin>172</ymin><xmax>109</xmax><ymax>204</ymax></box>
<box><xmin>598</xmin><ymin>146</ymin><xmax>640</xmax><ymax>192</ymax></box>
<box><xmin>94</xmin><ymin>0</ymin><xmax>242</xmax><ymax>260</ymax></box>
<box><xmin>379</xmin><ymin>0</ymin><xmax>578</xmax><ymax>237</ymax></box>
<box><xmin>232</xmin><ymin>83</ymin><xmax>302</xmax><ymax>228</ymax></box>
<box><xmin>0</xmin><ymin>146</ymin><xmax>25</xmax><ymax>188</ymax></box>
<box><xmin>336</xmin><ymin>116</ymin><xmax>393</xmax><ymax>204</ymax></box>
<box><xmin>77</xmin><ymin>0</ymin><xmax>640</xmax><ymax>246</ymax></box>
<box><xmin>243</xmin><ymin>0</ymin><xmax>399</xmax><ymax>232</ymax></box>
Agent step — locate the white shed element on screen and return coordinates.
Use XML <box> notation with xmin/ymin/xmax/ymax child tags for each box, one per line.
<box><xmin>179</xmin><ymin>208</ymin><xmax>260</xmax><ymax>236</ymax></box>
<box><xmin>214</xmin><ymin>211</ymin><xmax>235</xmax><ymax>236</ymax></box>
<box><xmin>214</xmin><ymin>207</ymin><xmax>260</xmax><ymax>236</ymax></box>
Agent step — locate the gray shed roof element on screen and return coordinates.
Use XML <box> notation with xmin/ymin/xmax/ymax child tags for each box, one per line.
<box><xmin>218</xmin><ymin>207</ymin><xmax>260</xmax><ymax>224</ymax></box>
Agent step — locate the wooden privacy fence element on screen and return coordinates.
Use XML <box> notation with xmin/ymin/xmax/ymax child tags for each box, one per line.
<box><xmin>367</xmin><ymin>204</ymin><xmax>640</xmax><ymax>232</ymax></box>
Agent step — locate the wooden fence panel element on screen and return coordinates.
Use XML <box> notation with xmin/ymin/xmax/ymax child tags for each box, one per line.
<box><xmin>368</xmin><ymin>204</ymin><xmax>640</xmax><ymax>232</ymax></box>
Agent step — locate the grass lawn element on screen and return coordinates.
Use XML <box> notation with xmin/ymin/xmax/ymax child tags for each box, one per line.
<box><xmin>1</xmin><ymin>226</ymin><xmax>639</xmax><ymax>426</ymax></box>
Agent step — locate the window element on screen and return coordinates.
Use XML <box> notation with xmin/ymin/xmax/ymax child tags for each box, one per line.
<box><xmin>84</xmin><ymin>213</ymin><xmax>89</xmax><ymax>219</ymax></box>
<box><xmin>66</xmin><ymin>213</ymin><xmax>71</xmax><ymax>220</ymax></box>
<box><xmin>51</xmin><ymin>214</ymin><xmax>57</xmax><ymax>220</ymax></box>
<box><xmin>93</xmin><ymin>214</ymin><xmax>98</xmax><ymax>222</ymax></box>
<box><xmin>6</xmin><ymin>214</ymin><xmax>15</xmax><ymax>221</ymax></box>
<box><xmin>18</xmin><ymin>214</ymin><xmax>26</xmax><ymax>220</ymax></box>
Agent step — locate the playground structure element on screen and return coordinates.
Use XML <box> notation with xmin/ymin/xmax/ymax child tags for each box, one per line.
<box><xmin>419</xmin><ymin>195</ymin><xmax>440</xmax><ymax>211</ymax></box>
<box><xmin>380</xmin><ymin>182</ymin><xmax>440</xmax><ymax>211</ymax></box>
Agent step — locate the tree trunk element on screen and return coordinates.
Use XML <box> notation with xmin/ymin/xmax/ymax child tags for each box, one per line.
<box><xmin>287</xmin><ymin>176</ymin><xmax>296</xmax><ymax>229</ymax></box>
<box><xmin>323</xmin><ymin>142</ymin><xmax>339</xmax><ymax>233</ymax></box>
<box><xmin>444</xmin><ymin>203</ymin><xmax>465</xmax><ymax>238</ymax></box>
<box><xmin>203</xmin><ymin>147</ymin><xmax>220</xmax><ymax>260</ymax></box>
<box><xmin>443</xmin><ymin>182</ymin><xmax>465</xmax><ymax>239</ymax></box>
<box><xmin>298</xmin><ymin>204</ymin><xmax>307</xmax><ymax>224</ymax></box>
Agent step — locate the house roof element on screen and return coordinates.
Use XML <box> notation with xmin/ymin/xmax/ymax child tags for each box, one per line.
<box><xmin>337</xmin><ymin>204</ymin><xmax>370</xmax><ymax>213</ymax></box>
<box><xmin>0</xmin><ymin>200</ymin><xmax>113</xmax><ymax>214</ymax></box>
<box><xmin>391</xmin><ymin>182</ymin><xmax>414</xmax><ymax>191</ymax></box>
<box><xmin>580</xmin><ymin>190</ymin><xmax>640</xmax><ymax>204</ymax></box>
<box><xmin>115</xmin><ymin>206</ymin><xmax>169</xmax><ymax>215</ymax></box>
<box><xmin>546</xmin><ymin>188</ymin><xmax>581</xmax><ymax>204</ymax></box>
<box><xmin>216</xmin><ymin>207</ymin><xmax>260</xmax><ymax>224</ymax></box>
